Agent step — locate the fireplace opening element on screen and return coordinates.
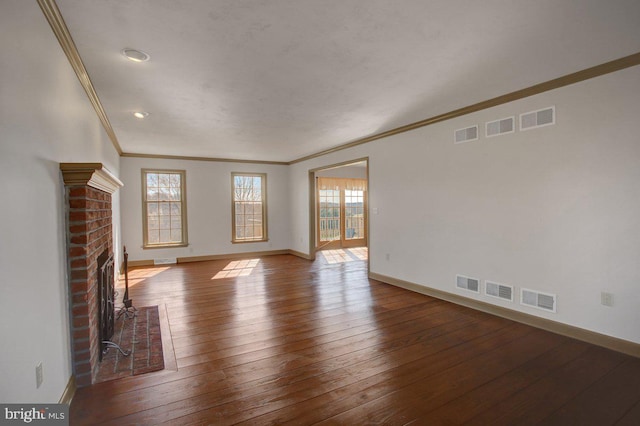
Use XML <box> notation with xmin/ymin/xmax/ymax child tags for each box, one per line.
<box><xmin>97</xmin><ymin>249</ymin><xmax>130</xmax><ymax>360</ymax></box>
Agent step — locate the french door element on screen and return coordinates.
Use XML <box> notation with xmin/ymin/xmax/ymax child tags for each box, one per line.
<box><xmin>317</xmin><ymin>177</ymin><xmax>367</xmax><ymax>250</ymax></box>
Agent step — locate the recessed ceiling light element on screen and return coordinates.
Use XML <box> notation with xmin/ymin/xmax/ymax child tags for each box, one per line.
<box><xmin>133</xmin><ymin>111</ymin><xmax>149</xmax><ymax>119</ymax></box>
<box><xmin>122</xmin><ymin>48</ymin><xmax>150</xmax><ymax>62</ymax></box>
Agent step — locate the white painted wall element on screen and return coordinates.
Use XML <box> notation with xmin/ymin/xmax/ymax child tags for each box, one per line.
<box><xmin>0</xmin><ymin>1</ymin><xmax>121</xmax><ymax>403</ymax></box>
<box><xmin>120</xmin><ymin>157</ymin><xmax>290</xmax><ymax>261</ymax></box>
<box><xmin>289</xmin><ymin>66</ymin><xmax>640</xmax><ymax>344</ymax></box>
<box><xmin>315</xmin><ymin>164</ymin><xmax>367</xmax><ymax>179</ymax></box>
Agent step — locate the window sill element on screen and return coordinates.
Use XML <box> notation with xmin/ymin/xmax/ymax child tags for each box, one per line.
<box><xmin>231</xmin><ymin>239</ymin><xmax>269</xmax><ymax>244</ymax></box>
<box><xmin>143</xmin><ymin>243</ymin><xmax>189</xmax><ymax>250</ymax></box>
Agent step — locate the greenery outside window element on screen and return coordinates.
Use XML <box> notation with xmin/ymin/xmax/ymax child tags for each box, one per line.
<box><xmin>232</xmin><ymin>173</ymin><xmax>267</xmax><ymax>243</ymax></box>
<box><xmin>142</xmin><ymin>169</ymin><xmax>187</xmax><ymax>248</ymax></box>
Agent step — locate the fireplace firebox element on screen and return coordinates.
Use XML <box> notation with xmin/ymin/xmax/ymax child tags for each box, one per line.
<box><xmin>97</xmin><ymin>250</ymin><xmax>129</xmax><ymax>360</ymax></box>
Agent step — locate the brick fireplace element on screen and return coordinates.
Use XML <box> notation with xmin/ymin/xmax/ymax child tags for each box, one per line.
<box><xmin>60</xmin><ymin>163</ymin><xmax>122</xmax><ymax>387</ymax></box>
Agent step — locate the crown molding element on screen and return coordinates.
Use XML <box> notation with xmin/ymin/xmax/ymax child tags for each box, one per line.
<box><xmin>60</xmin><ymin>163</ymin><xmax>124</xmax><ymax>193</ymax></box>
<box><xmin>121</xmin><ymin>152</ymin><xmax>288</xmax><ymax>166</ymax></box>
<box><xmin>37</xmin><ymin>0</ymin><xmax>123</xmax><ymax>155</ymax></box>
<box><xmin>289</xmin><ymin>52</ymin><xmax>640</xmax><ymax>164</ymax></box>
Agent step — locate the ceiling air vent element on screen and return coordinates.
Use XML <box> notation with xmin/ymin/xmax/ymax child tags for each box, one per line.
<box><xmin>456</xmin><ymin>275</ymin><xmax>480</xmax><ymax>293</ymax></box>
<box><xmin>486</xmin><ymin>117</ymin><xmax>515</xmax><ymax>137</ymax></box>
<box><xmin>521</xmin><ymin>288</ymin><xmax>556</xmax><ymax>313</ymax></box>
<box><xmin>454</xmin><ymin>125</ymin><xmax>479</xmax><ymax>144</ymax></box>
<box><xmin>485</xmin><ymin>281</ymin><xmax>514</xmax><ymax>302</ymax></box>
<box><xmin>520</xmin><ymin>106</ymin><xmax>555</xmax><ymax>131</ymax></box>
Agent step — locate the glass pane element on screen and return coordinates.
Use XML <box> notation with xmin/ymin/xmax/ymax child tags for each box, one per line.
<box><xmin>170</xmin><ymin>229</ymin><xmax>182</xmax><ymax>242</ymax></box>
<box><xmin>158</xmin><ymin>187</ymin><xmax>171</xmax><ymax>201</ymax></box>
<box><xmin>147</xmin><ymin>189</ymin><xmax>159</xmax><ymax>201</ymax></box>
<box><xmin>147</xmin><ymin>202</ymin><xmax>158</xmax><ymax>216</ymax></box>
<box><xmin>158</xmin><ymin>174</ymin><xmax>170</xmax><ymax>187</ymax></box>
<box><xmin>146</xmin><ymin>173</ymin><xmax>158</xmax><ymax>187</ymax></box>
<box><xmin>169</xmin><ymin>174</ymin><xmax>180</xmax><ymax>187</ymax></box>
<box><xmin>159</xmin><ymin>203</ymin><xmax>170</xmax><ymax>215</ymax></box>
<box><xmin>170</xmin><ymin>202</ymin><xmax>181</xmax><ymax>215</ymax></box>
<box><xmin>170</xmin><ymin>188</ymin><xmax>180</xmax><ymax>201</ymax></box>
<box><xmin>159</xmin><ymin>229</ymin><xmax>171</xmax><ymax>242</ymax></box>
<box><xmin>148</xmin><ymin>229</ymin><xmax>159</xmax><ymax>244</ymax></box>
<box><xmin>160</xmin><ymin>216</ymin><xmax>171</xmax><ymax>229</ymax></box>
<box><xmin>148</xmin><ymin>218</ymin><xmax>159</xmax><ymax>230</ymax></box>
<box><xmin>171</xmin><ymin>218</ymin><xmax>181</xmax><ymax>229</ymax></box>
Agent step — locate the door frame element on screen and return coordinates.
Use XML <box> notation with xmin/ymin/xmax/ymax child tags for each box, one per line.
<box><xmin>307</xmin><ymin>157</ymin><xmax>369</xmax><ymax>263</ymax></box>
<box><xmin>316</xmin><ymin>179</ymin><xmax>367</xmax><ymax>250</ymax></box>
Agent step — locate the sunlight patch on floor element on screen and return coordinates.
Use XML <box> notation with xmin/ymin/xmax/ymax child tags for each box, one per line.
<box><xmin>322</xmin><ymin>250</ymin><xmax>352</xmax><ymax>264</ymax></box>
<box><xmin>348</xmin><ymin>247</ymin><xmax>368</xmax><ymax>260</ymax></box>
<box><xmin>321</xmin><ymin>247</ymin><xmax>368</xmax><ymax>264</ymax></box>
<box><xmin>212</xmin><ymin>259</ymin><xmax>260</xmax><ymax>279</ymax></box>
<box><xmin>121</xmin><ymin>266</ymin><xmax>171</xmax><ymax>288</ymax></box>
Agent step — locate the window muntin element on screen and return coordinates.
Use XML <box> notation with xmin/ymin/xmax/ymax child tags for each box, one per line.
<box><xmin>232</xmin><ymin>173</ymin><xmax>267</xmax><ymax>243</ymax></box>
<box><xmin>142</xmin><ymin>169</ymin><xmax>187</xmax><ymax>248</ymax></box>
<box><xmin>319</xmin><ymin>188</ymin><xmax>341</xmax><ymax>242</ymax></box>
<box><xmin>344</xmin><ymin>189</ymin><xmax>365</xmax><ymax>240</ymax></box>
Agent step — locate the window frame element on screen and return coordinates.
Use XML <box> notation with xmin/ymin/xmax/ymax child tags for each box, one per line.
<box><xmin>141</xmin><ymin>169</ymin><xmax>188</xmax><ymax>249</ymax></box>
<box><xmin>231</xmin><ymin>172</ymin><xmax>268</xmax><ymax>243</ymax></box>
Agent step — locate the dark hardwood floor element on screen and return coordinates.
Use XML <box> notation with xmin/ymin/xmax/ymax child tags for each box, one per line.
<box><xmin>70</xmin><ymin>251</ymin><xmax>640</xmax><ymax>425</ymax></box>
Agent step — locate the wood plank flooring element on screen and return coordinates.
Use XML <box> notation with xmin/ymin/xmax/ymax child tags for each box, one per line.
<box><xmin>70</xmin><ymin>252</ymin><xmax>640</xmax><ymax>425</ymax></box>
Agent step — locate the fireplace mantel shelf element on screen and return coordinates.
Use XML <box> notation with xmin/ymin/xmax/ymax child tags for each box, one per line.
<box><xmin>60</xmin><ymin>163</ymin><xmax>123</xmax><ymax>193</ymax></box>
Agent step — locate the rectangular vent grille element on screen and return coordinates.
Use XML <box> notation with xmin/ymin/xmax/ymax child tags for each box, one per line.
<box><xmin>485</xmin><ymin>281</ymin><xmax>514</xmax><ymax>302</ymax></box>
<box><xmin>454</xmin><ymin>125</ymin><xmax>478</xmax><ymax>144</ymax></box>
<box><xmin>154</xmin><ymin>258</ymin><xmax>177</xmax><ymax>265</ymax></box>
<box><xmin>486</xmin><ymin>117</ymin><xmax>515</xmax><ymax>137</ymax></box>
<box><xmin>520</xmin><ymin>106</ymin><xmax>555</xmax><ymax>131</ymax></box>
<box><xmin>456</xmin><ymin>275</ymin><xmax>480</xmax><ymax>293</ymax></box>
<box><xmin>521</xmin><ymin>288</ymin><xmax>557</xmax><ymax>312</ymax></box>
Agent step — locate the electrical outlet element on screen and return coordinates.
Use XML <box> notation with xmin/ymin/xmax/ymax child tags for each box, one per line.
<box><xmin>36</xmin><ymin>362</ymin><xmax>43</xmax><ymax>388</ymax></box>
<box><xmin>601</xmin><ymin>292</ymin><xmax>614</xmax><ymax>307</ymax></box>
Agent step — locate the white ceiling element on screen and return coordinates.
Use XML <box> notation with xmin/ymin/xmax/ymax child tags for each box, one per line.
<box><xmin>56</xmin><ymin>0</ymin><xmax>640</xmax><ymax>163</ymax></box>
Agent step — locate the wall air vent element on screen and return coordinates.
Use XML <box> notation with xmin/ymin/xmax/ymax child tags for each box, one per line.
<box><xmin>521</xmin><ymin>288</ymin><xmax>556</xmax><ymax>313</ymax></box>
<box><xmin>456</xmin><ymin>275</ymin><xmax>480</xmax><ymax>293</ymax></box>
<box><xmin>485</xmin><ymin>281</ymin><xmax>514</xmax><ymax>302</ymax></box>
<box><xmin>154</xmin><ymin>258</ymin><xmax>177</xmax><ymax>265</ymax></box>
<box><xmin>520</xmin><ymin>106</ymin><xmax>555</xmax><ymax>131</ymax></box>
<box><xmin>454</xmin><ymin>125</ymin><xmax>479</xmax><ymax>144</ymax></box>
<box><xmin>486</xmin><ymin>117</ymin><xmax>515</xmax><ymax>137</ymax></box>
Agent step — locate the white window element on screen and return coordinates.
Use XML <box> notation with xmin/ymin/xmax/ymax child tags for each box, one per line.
<box><xmin>142</xmin><ymin>169</ymin><xmax>187</xmax><ymax>248</ymax></box>
<box><xmin>232</xmin><ymin>173</ymin><xmax>267</xmax><ymax>243</ymax></box>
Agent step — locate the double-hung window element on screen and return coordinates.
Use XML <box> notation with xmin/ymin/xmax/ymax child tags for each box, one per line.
<box><xmin>232</xmin><ymin>173</ymin><xmax>267</xmax><ymax>243</ymax></box>
<box><xmin>142</xmin><ymin>169</ymin><xmax>187</xmax><ymax>248</ymax></box>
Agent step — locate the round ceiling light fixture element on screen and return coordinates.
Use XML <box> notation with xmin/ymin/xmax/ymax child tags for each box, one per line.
<box><xmin>133</xmin><ymin>111</ymin><xmax>149</xmax><ymax>119</ymax></box>
<box><xmin>122</xmin><ymin>48</ymin><xmax>150</xmax><ymax>62</ymax></box>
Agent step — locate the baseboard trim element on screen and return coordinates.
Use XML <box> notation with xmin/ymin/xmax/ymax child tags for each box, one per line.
<box><xmin>127</xmin><ymin>249</ymin><xmax>311</xmax><ymax>268</ymax></box>
<box><xmin>177</xmin><ymin>249</ymin><xmax>290</xmax><ymax>263</ymax></box>
<box><xmin>288</xmin><ymin>249</ymin><xmax>313</xmax><ymax>260</ymax></box>
<box><xmin>59</xmin><ymin>375</ymin><xmax>76</xmax><ymax>405</ymax></box>
<box><xmin>369</xmin><ymin>272</ymin><xmax>640</xmax><ymax>358</ymax></box>
<box><xmin>127</xmin><ymin>259</ymin><xmax>155</xmax><ymax>268</ymax></box>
